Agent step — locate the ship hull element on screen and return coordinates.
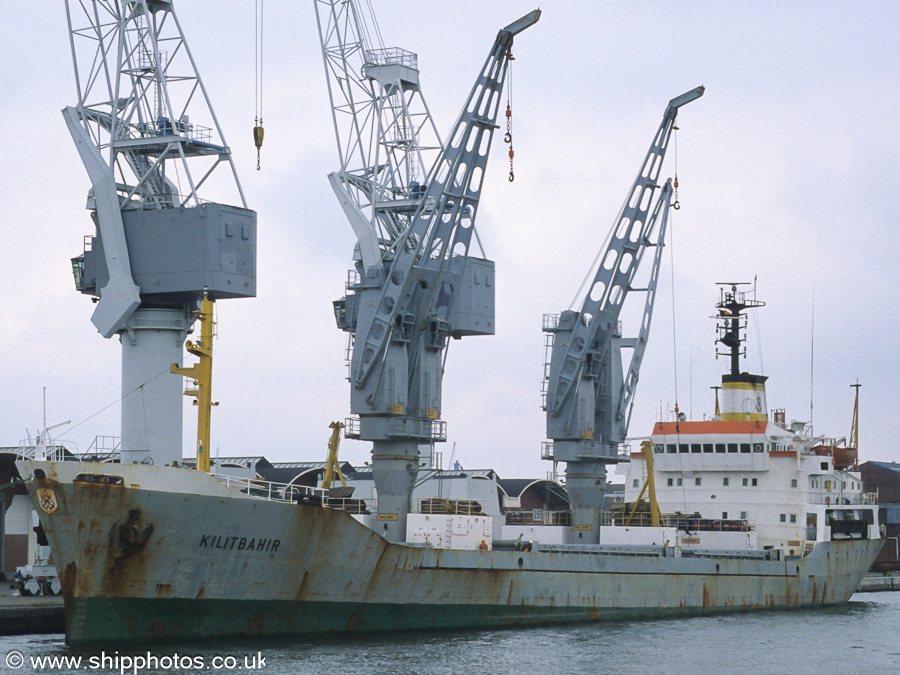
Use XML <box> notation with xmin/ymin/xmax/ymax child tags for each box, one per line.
<box><xmin>20</xmin><ymin>461</ymin><xmax>883</xmax><ymax>644</ymax></box>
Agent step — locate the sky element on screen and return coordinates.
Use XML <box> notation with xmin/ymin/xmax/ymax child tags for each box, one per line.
<box><xmin>1</xmin><ymin>1</ymin><xmax>898</xmax><ymax>481</ymax></box>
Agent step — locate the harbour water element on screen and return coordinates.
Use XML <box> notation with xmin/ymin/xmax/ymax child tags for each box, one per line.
<box><xmin>4</xmin><ymin>591</ymin><xmax>898</xmax><ymax>674</ymax></box>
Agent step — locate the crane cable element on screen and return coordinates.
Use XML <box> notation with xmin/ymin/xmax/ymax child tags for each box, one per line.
<box><xmin>669</xmin><ymin>200</ymin><xmax>680</xmax><ymax>426</ymax></box>
<box><xmin>672</xmin><ymin>124</ymin><xmax>680</xmax><ymax>209</ymax></box>
<box><xmin>253</xmin><ymin>0</ymin><xmax>264</xmax><ymax>170</ymax></box>
<box><xmin>669</xmin><ymin>125</ymin><xmax>680</xmax><ymax>423</ymax></box>
<box><xmin>504</xmin><ymin>50</ymin><xmax>515</xmax><ymax>182</ymax></box>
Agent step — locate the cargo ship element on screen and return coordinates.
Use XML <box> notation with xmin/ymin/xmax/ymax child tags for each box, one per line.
<box><xmin>15</xmin><ymin>448</ymin><xmax>881</xmax><ymax>643</ymax></box>
<box><xmin>15</xmin><ymin>284</ymin><xmax>882</xmax><ymax>643</ymax></box>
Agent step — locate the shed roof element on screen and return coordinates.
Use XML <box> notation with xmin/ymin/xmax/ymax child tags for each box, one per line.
<box><xmin>861</xmin><ymin>461</ymin><xmax>900</xmax><ymax>474</ymax></box>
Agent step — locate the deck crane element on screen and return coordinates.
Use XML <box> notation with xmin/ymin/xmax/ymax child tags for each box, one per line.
<box><xmin>65</xmin><ymin>0</ymin><xmax>256</xmax><ymax>466</ymax></box>
<box><xmin>314</xmin><ymin>0</ymin><xmax>443</xmax><ymax>269</ymax></box>
<box><xmin>323</xmin><ymin>8</ymin><xmax>541</xmax><ymax>541</ymax></box>
<box><xmin>542</xmin><ymin>87</ymin><xmax>704</xmax><ymax>543</ymax></box>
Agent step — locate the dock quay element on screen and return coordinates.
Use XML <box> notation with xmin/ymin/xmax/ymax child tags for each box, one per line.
<box><xmin>857</xmin><ymin>573</ymin><xmax>900</xmax><ymax>593</ymax></box>
<box><xmin>0</xmin><ymin>591</ymin><xmax>64</xmax><ymax>635</ymax></box>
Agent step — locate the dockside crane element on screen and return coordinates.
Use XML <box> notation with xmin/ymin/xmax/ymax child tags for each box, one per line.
<box><xmin>65</xmin><ymin>0</ymin><xmax>256</xmax><ymax>466</ymax></box>
<box><xmin>314</xmin><ymin>0</ymin><xmax>443</xmax><ymax>268</ymax></box>
<box><xmin>542</xmin><ymin>87</ymin><xmax>703</xmax><ymax>543</ymax></box>
<box><xmin>320</xmin><ymin>5</ymin><xmax>540</xmax><ymax>541</ymax></box>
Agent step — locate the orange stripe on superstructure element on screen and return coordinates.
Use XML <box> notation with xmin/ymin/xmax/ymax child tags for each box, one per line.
<box><xmin>652</xmin><ymin>420</ymin><xmax>769</xmax><ymax>436</ymax></box>
<box><xmin>769</xmin><ymin>450</ymin><xmax>797</xmax><ymax>457</ymax></box>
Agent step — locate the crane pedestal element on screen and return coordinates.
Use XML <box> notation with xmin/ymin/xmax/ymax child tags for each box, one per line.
<box><xmin>371</xmin><ymin>440</ymin><xmax>419</xmax><ymax>542</ymax></box>
<box><xmin>120</xmin><ymin>307</ymin><xmax>191</xmax><ymax>466</ymax></box>
<box><xmin>564</xmin><ymin>459</ymin><xmax>607</xmax><ymax>545</ymax></box>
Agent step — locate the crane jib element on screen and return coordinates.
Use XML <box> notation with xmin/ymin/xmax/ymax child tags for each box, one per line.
<box><xmin>546</xmin><ymin>88</ymin><xmax>702</xmax><ymax>428</ymax></box>
<box><xmin>502</xmin><ymin>9</ymin><xmax>541</xmax><ymax>37</ymax></box>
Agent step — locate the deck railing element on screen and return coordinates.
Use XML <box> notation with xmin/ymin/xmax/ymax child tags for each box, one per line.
<box><xmin>807</xmin><ymin>491</ymin><xmax>877</xmax><ymax>506</ymax></box>
<box><xmin>212</xmin><ymin>473</ymin><xmax>378</xmax><ymax>514</ymax></box>
<box><xmin>504</xmin><ymin>509</ymin><xmax>571</xmax><ymax>526</ymax></box>
<box><xmin>415</xmin><ymin>498</ymin><xmax>487</xmax><ymax>515</ymax></box>
<box><xmin>605</xmin><ymin>511</ymin><xmax>752</xmax><ymax>531</ymax></box>
<box><xmin>212</xmin><ymin>473</ymin><xmax>326</xmax><ymax>504</ymax></box>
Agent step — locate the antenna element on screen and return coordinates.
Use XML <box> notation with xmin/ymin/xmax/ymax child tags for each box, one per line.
<box><xmin>809</xmin><ymin>285</ymin><xmax>815</xmax><ymax>435</ymax></box>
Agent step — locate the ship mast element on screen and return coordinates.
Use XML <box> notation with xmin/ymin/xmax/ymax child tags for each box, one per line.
<box><xmin>849</xmin><ymin>381</ymin><xmax>860</xmax><ymax>470</ymax></box>
<box><xmin>714</xmin><ymin>283</ymin><xmax>766</xmax><ymax>421</ymax></box>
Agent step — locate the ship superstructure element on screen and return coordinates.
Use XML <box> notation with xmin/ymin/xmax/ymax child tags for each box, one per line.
<box><xmin>622</xmin><ymin>284</ymin><xmax>875</xmax><ymax>555</ymax></box>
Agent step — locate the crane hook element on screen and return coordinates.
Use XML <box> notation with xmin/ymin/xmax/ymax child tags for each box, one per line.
<box><xmin>672</xmin><ymin>172</ymin><xmax>680</xmax><ymax>209</ymax></box>
<box><xmin>253</xmin><ymin>117</ymin><xmax>264</xmax><ymax>171</ymax></box>
<box><xmin>505</xmin><ymin>102</ymin><xmax>514</xmax><ymax>181</ymax></box>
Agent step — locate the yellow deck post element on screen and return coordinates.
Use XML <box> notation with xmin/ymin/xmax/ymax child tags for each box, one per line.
<box><xmin>171</xmin><ymin>294</ymin><xmax>216</xmax><ymax>472</ymax></box>
<box><xmin>625</xmin><ymin>440</ymin><xmax>661</xmax><ymax>527</ymax></box>
<box><xmin>321</xmin><ymin>421</ymin><xmax>347</xmax><ymax>489</ymax></box>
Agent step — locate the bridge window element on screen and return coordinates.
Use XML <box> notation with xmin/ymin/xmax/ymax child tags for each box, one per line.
<box><xmin>703</xmin><ymin>443</ymin><xmax>714</xmax><ymax>453</ymax></box>
<box><xmin>691</xmin><ymin>444</ymin><xmax>702</xmax><ymax>453</ymax></box>
<box><xmin>679</xmin><ymin>444</ymin><xmax>689</xmax><ymax>454</ymax></box>
<box><xmin>667</xmin><ymin>444</ymin><xmax>677</xmax><ymax>454</ymax></box>
<box><xmin>727</xmin><ymin>443</ymin><xmax>738</xmax><ymax>453</ymax></box>
<box><xmin>740</xmin><ymin>443</ymin><xmax>751</xmax><ymax>453</ymax></box>
<box><xmin>716</xmin><ymin>444</ymin><xmax>726</xmax><ymax>454</ymax></box>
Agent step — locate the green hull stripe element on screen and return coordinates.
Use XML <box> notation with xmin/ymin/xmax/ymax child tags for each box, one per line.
<box><xmin>67</xmin><ymin>596</ymin><xmax>818</xmax><ymax>644</ymax></box>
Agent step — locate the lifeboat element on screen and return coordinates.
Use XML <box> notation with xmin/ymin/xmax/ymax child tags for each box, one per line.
<box><xmin>833</xmin><ymin>445</ymin><xmax>858</xmax><ymax>470</ymax></box>
<box><xmin>811</xmin><ymin>444</ymin><xmax>857</xmax><ymax>470</ymax></box>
